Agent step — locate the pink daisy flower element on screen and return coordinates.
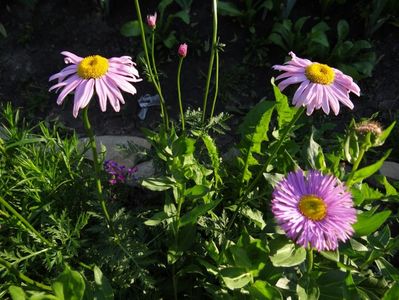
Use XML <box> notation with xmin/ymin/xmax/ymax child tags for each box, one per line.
<box><xmin>272</xmin><ymin>52</ymin><xmax>360</xmax><ymax>116</ymax></box>
<box><xmin>49</xmin><ymin>51</ymin><xmax>142</xmax><ymax>118</ymax></box>
<box><xmin>271</xmin><ymin>170</ymin><xmax>356</xmax><ymax>251</ymax></box>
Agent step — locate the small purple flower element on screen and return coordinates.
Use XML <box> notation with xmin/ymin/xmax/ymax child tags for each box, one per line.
<box><xmin>104</xmin><ymin>160</ymin><xmax>138</xmax><ymax>185</ymax></box>
<box><xmin>271</xmin><ymin>169</ymin><xmax>356</xmax><ymax>251</ymax></box>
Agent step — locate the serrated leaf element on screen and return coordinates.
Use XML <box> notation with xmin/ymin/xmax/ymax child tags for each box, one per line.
<box><xmin>271</xmin><ymin>79</ymin><xmax>297</xmax><ymax>128</ymax></box>
<box><xmin>353</xmin><ymin>210</ymin><xmax>391</xmax><ymax>236</ymax></box>
<box><xmin>201</xmin><ymin>133</ymin><xmax>222</xmax><ymax>185</ymax></box>
<box><xmin>238</xmin><ymin>100</ymin><xmax>275</xmax><ymax>183</ymax></box>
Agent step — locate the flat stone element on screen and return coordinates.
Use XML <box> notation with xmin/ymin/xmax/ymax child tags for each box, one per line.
<box><xmin>380</xmin><ymin>161</ymin><xmax>399</xmax><ymax>180</ymax></box>
<box><xmin>80</xmin><ymin>135</ymin><xmax>151</xmax><ymax>167</ymax></box>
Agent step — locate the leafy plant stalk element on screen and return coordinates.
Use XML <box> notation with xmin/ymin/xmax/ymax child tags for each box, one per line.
<box><xmin>0</xmin><ymin>195</ymin><xmax>52</xmax><ymax>247</ymax></box>
<box><xmin>0</xmin><ymin>257</ymin><xmax>52</xmax><ymax>291</ymax></box>
<box><xmin>224</xmin><ymin>107</ymin><xmax>305</xmax><ymax>242</ymax></box>
<box><xmin>177</xmin><ymin>57</ymin><xmax>185</xmax><ymax>131</ymax></box>
<box><xmin>133</xmin><ymin>0</ymin><xmax>169</xmax><ymax>129</ymax></box>
<box><xmin>202</xmin><ymin>0</ymin><xmax>218</xmax><ymax>124</ymax></box>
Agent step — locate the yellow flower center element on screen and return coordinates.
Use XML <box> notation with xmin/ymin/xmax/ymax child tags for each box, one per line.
<box><xmin>305</xmin><ymin>63</ymin><xmax>335</xmax><ymax>85</ymax></box>
<box><xmin>77</xmin><ymin>55</ymin><xmax>109</xmax><ymax>79</ymax></box>
<box><xmin>298</xmin><ymin>195</ymin><xmax>327</xmax><ymax>221</ymax></box>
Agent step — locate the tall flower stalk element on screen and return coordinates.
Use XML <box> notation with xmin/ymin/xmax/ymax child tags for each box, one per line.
<box><xmin>82</xmin><ymin>107</ymin><xmax>114</xmax><ymax>233</ymax></box>
<box><xmin>202</xmin><ymin>0</ymin><xmax>219</xmax><ymax>124</ymax></box>
<box><xmin>177</xmin><ymin>44</ymin><xmax>187</xmax><ymax>131</ymax></box>
<box><xmin>134</xmin><ymin>0</ymin><xmax>169</xmax><ymax>130</ymax></box>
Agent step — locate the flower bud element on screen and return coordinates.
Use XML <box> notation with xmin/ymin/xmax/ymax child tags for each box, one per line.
<box><xmin>178</xmin><ymin>43</ymin><xmax>188</xmax><ymax>58</ymax></box>
<box><xmin>147</xmin><ymin>12</ymin><xmax>157</xmax><ymax>29</ymax></box>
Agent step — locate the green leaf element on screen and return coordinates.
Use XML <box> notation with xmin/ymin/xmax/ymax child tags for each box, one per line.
<box><xmin>9</xmin><ymin>286</ymin><xmax>26</xmax><ymax>300</ymax></box>
<box><xmin>141</xmin><ymin>176</ymin><xmax>176</xmax><ymax>191</ymax></box>
<box><xmin>238</xmin><ymin>100</ymin><xmax>275</xmax><ymax>182</ymax></box>
<box><xmin>172</xmin><ymin>136</ymin><xmax>196</xmax><ymax>156</ymax></box>
<box><xmin>120</xmin><ymin>20</ymin><xmax>141</xmax><ymax>37</ymax></box>
<box><xmin>382</xmin><ymin>283</ymin><xmax>399</xmax><ymax>300</ymax></box>
<box><xmin>163</xmin><ymin>30</ymin><xmax>177</xmax><ymax>48</ymax></box>
<box><xmin>184</xmin><ymin>185</ymin><xmax>209</xmax><ymax>199</ymax></box>
<box><xmin>173</xmin><ymin>10</ymin><xmax>190</xmax><ymax>24</ymax></box>
<box><xmin>353</xmin><ymin>210</ymin><xmax>391</xmax><ymax>236</ymax></box>
<box><xmin>241</xmin><ymin>206</ymin><xmax>266</xmax><ymax>230</ymax></box>
<box><xmin>337</xmin><ymin>20</ymin><xmax>349</xmax><ymax>42</ymax></box>
<box><xmin>93</xmin><ymin>266</ymin><xmax>114</xmax><ymax>300</ymax></box>
<box><xmin>0</xmin><ymin>23</ymin><xmax>7</xmax><ymax>38</ymax></box>
<box><xmin>201</xmin><ymin>133</ymin><xmax>222</xmax><ymax>185</ymax></box>
<box><xmin>320</xmin><ymin>249</ymin><xmax>339</xmax><ymax>262</ymax></box>
<box><xmin>144</xmin><ymin>211</ymin><xmax>169</xmax><ymax>226</ymax></box>
<box><xmin>247</xmin><ymin>280</ymin><xmax>283</xmax><ymax>299</ymax></box>
<box><xmin>220</xmin><ymin>267</ymin><xmax>252</xmax><ymax>290</ymax></box>
<box><xmin>52</xmin><ymin>266</ymin><xmax>85</xmax><ymax>300</ymax></box>
<box><xmin>158</xmin><ymin>0</ymin><xmax>174</xmax><ymax>21</ymax></box>
<box><xmin>269</xmin><ymin>239</ymin><xmax>306</xmax><ymax>267</ymax></box>
<box><xmin>179</xmin><ymin>199</ymin><xmax>221</xmax><ymax>227</ymax></box>
<box><xmin>351</xmin><ymin>149</ymin><xmax>392</xmax><ymax>184</ymax></box>
<box><xmin>217</xmin><ymin>1</ymin><xmax>243</xmax><ymax>16</ymax></box>
<box><xmin>307</xmin><ymin>129</ymin><xmax>326</xmax><ymax>171</ymax></box>
<box><xmin>376</xmin><ymin>257</ymin><xmax>399</xmax><ymax>281</ymax></box>
<box><xmin>271</xmin><ymin>79</ymin><xmax>297</xmax><ymax>128</ymax></box>
<box><xmin>378</xmin><ymin>121</ymin><xmax>396</xmax><ymax>145</ymax></box>
<box><xmin>351</xmin><ymin>182</ymin><xmax>384</xmax><ymax>205</ymax></box>
<box><xmin>318</xmin><ymin>270</ymin><xmax>347</xmax><ymax>300</ymax></box>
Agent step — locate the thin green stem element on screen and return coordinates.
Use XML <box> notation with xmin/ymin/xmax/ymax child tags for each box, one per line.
<box><xmin>0</xmin><ymin>257</ymin><xmax>52</xmax><ymax>291</ymax></box>
<box><xmin>307</xmin><ymin>247</ymin><xmax>314</xmax><ymax>273</ymax></box>
<box><xmin>177</xmin><ymin>57</ymin><xmax>185</xmax><ymax>131</ymax></box>
<box><xmin>346</xmin><ymin>146</ymin><xmax>366</xmax><ymax>186</ymax></box>
<box><xmin>134</xmin><ymin>0</ymin><xmax>169</xmax><ymax>130</ymax></box>
<box><xmin>201</xmin><ymin>0</ymin><xmax>218</xmax><ymax>124</ymax></box>
<box><xmin>209</xmin><ymin>49</ymin><xmax>219</xmax><ymax>120</ymax></box>
<box><xmin>0</xmin><ymin>196</ymin><xmax>52</xmax><ymax>247</ymax></box>
<box><xmin>82</xmin><ymin>107</ymin><xmax>141</xmax><ymax>269</ymax></box>
<box><xmin>82</xmin><ymin>107</ymin><xmax>114</xmax><ymax>234</ymax></box>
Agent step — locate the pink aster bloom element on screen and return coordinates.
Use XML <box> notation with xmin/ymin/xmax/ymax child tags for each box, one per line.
<box><xmin>271</xmin><ymin>170</ymin><xmax>356</xmax><ymax>251</ymax></box>
<box><xmin>178</xmin><ymin>43</ymin><xmax>188</xmax><ymax>58</ymax></box>
<box><xmin>147</xmin><ymin>12</ymin><xmax>157</xmax><ymax>29</ymax></box>
<box><xmin>272</xmin><ymin>52</ymin><xmax>360</xmax><ymax>116</ymax></box>
<box><xmin>49</xmin><ymin>51</ymin><xmax>142</xmax><ymax>118</ymax></box>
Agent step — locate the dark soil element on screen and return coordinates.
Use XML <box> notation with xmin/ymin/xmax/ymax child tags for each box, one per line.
<box><xmin>0</xmin><ymin>0</ymin><xmax>398</xmax><ymax>155</ymax></box>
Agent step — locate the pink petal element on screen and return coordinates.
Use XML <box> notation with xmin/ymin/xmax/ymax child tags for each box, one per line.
<box><xmin>73</xmin><ymin>79</ymin><xmax>94</xmax><ymax>118</ymax></box>
<box><xmin>49</xmin><ymin>65</ymin><xmax>77</xmax><ymax>82</ymax></box>
<box><xmin>95</xmin><ymin>79</ymin><xmax>108</xmax><ymax>112</ymax></box>
<box><xmin>108</xmin><ymin>73</ymin><xmax>137</xmax><ymax>95</ymax></box>
<box><xmin>55</xmin><ymin>75</ymin><xmax>82</xmax><ymax>105</ymax></box>
<box><xmin>61</xmin><ymin>51</ymin><xmax>83</xmax><ymax>64</ymax></box>
<box><xmin>292</xmin><ymin>80</ymin><xmax>310</xmax><ymax>105</ymax></box>
<box><xmin>277</xmin><ymin>74</ymin><xmax>307</xmax><ymax>91</ymax></box>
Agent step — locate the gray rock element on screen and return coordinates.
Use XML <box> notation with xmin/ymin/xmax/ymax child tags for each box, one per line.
<box><xmin>380</xmin><ymin>161</ymin><xmax>399</xmax><ymax>180</ymax></box>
